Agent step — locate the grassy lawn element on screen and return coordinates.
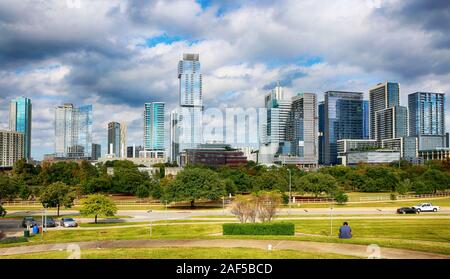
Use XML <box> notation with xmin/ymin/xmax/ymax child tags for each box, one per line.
<box><xmin>2</xmin><ymin>218</ymin><xmax>450</xmax><ymax>255</ymax></box>
<box><xmin>0</xmin><ymin>247</ymin><xmax>359</xmax><ymax>259</ymax></box>
<box><xmin>292</xmin><ymin>197</ymin><xmax>450</xmax><ymax>208</ymax></box>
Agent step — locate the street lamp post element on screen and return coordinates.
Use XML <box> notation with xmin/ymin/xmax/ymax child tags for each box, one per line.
<box><xmin>287</xmin><ymin>169</ymin><xmax>292</xmax><ymax>215</ymax></box>
<box><xmin>147</xmin><ymin>210</ymin><xmax>152</xmax><ymax>238</ymax></box>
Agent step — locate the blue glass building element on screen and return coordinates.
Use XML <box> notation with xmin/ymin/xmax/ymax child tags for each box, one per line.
<box><xmin>9</xmin><ymin>97</ymin><xmax>32</xmax><ymax>160</ymax></box>
<box><xmin>144</xmin><ymin>102</ymin><xmax>165</xmax><ymax>151</ymax></box>
<box><xmin>363</xmin><ymin>100</ymin><xmax>369</xmax><ymax>139</ymax></box>
<box><xmin>323</xmin><ymin>91</ymin><xmax>365</xmax><ymax>165</ymax></box>
<box><xmin>408</xmin><ymin>92</ymin><xmax>446</xmax><ymax>150</ymax></box>
<box><xmin>369</xmin><ymin>82</ymin><xmax>400</xmax><ymax>139</ymax></box>
<box><xmin>318</xmin><ymin>102</ymin><xmax>325</xmax><ymax>164</ymax></box>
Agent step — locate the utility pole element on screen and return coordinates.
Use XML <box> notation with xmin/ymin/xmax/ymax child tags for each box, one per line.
<box><xmin>288</xmin><ymin>169</ymin><xmax>292</xmax><ymax>215</ymax></box>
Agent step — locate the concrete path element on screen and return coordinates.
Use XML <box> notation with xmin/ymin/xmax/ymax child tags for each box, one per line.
<box><xmin>0</xmin><ymin>239</ymin><xmax>448</xmax><ymax>259</ymax></box>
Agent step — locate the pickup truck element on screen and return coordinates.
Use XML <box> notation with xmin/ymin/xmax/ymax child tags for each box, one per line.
<box><xmin>412</xmin><ymin>203</ymin><xmax>440</xmax><ymax>212</ymax></box>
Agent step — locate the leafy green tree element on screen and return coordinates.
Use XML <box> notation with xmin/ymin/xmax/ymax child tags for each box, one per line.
<box><xmin>413</xmin><ymin>180</ymin><xmax>433</xmax><ymax>194</ymax></box>
<box><xmin>419</xmin><ymin>169</ymin><xmax>450</xmax><ymax>193</ymax></box>
<box><xmin>223</xmin><ymin>178</ymin><xmax>237</xmax><ymax>196</ymax></box>
<box><xmin>252</xmin><ymin>170</ymin><xmax>288</xmax><ymax>192</ymax></box>
<box><xmin>81</xmin><ymin>176</ymin><xmax>112</xmax><ymax>194</ymax></box>
<box><xmin>165</xmin><ymin>168</ymin><xmax>226</xmax><ymax>208</ymax></box>
<box><xmin>333</xmin><ymin>191</ymin><xmax>348</xmax><ymax>205</ymax></box>
<box><xmin>0</xmin><ymin>175</ymin><xmax>18</xmax><ymax>202</ymax></box>
<box><xmin>295</xmin><ymin>172</ymin><xmax>337</xmax><ymax>197</ymax></box>
<box><xmin>79</xmin><ymin>194</ymin><xmax>117</xmax><ymax>223</ymax></box>
<box><xmin>40</xmin><ymin>182</ymin><xmax>76</xmax><ymax>216</ymax></box>
<box><xmin>396</xmin><ymin>179</ymin><xmax>412</xmax><ymax>195</ymax></box>
<box><xmin>0</xmin><ymin>205</ymin><xmax>6</xmax><ymax>217</ymax></box>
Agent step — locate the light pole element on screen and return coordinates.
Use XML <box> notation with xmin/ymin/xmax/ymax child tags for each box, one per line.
<box><xmin>147</xmin><ymin>210</ymin><xmax>152</xmax><ymax>238</ymax></box>
<box><xmin>222</xmin><ymin>196</ymin><xmax>225</xmax><ymax>216</ymax></box>
<box><xmin>287</xmin><ymin>169</ymin><xmax>292</xmax><ymax>215</ymax></box>
<box><xmin>330</xmin><ymin>204</ymin><xmax>333</xmax><ymax>237</ymax></box>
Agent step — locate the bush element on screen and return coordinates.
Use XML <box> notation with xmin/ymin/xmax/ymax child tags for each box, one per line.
<box><xmin>223</xmin><ymin>222</ymin><xmax>295</xmax><ymax>236</ymax></box>
<box><xmin>0</xmin><ymin>236</ymin><xmax>28</xmax><ymax>244</ymax></box>
<box><xmin>0</xmin><ymin>205</ymin><xmax>6</xmax><ymax>217</ymax></box>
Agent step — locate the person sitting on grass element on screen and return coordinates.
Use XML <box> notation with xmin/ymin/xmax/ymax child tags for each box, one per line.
<box><xmin>339</xmin><ymin>222</ymin><xmax>352</xmax><ymax>239</ymax></box>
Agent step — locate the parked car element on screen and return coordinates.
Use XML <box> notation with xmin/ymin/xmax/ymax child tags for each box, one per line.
<box><xmin>412</xmin><ymin>203</ymin><xmax>440</xmax><ymax>212</ymax></box>
<box><xmin>42</xmin><ymin>217</ymin><xmax>56</xmax><ymax>228</ymax></box>
<box><xmin>397</xmin><ymin>207</ymin><xmax>419</xmax><ymax>214</ymax></box>
<box><xmin>60</xmin><ymin>218</ymin><xmax>78</xmax><ymax>228</ymax></box>
<box><xmin>22</xmin><ymin>217</ymin><xmax>37</xmax><ymax>228</ymax></box>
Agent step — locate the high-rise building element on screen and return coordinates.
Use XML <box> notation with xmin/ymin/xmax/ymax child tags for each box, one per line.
<box><xmin>127</xmin><ymin>145</ymin><xmax>145</xmax><ymax>158</ymax></box>
<box><xmin>0</xmin><ymin>130</ymin><xmax>24</xmax><ymax>167</ymax></box>
<box><xmin>108</xmin><ymin>122</ymin><xmax>121</xmax><ymax>157</ymax></box>
<box><xmin>144</xmin><ymin>102</ymin><xmax>165</xmax><ymax>151</ymax></box>
<box><xmin>369</xmin><ymin>82</ymin><xmax>400</xmax><ymax>139</ymax></box>
<box><xmin>363</xmin><ymin>100</ymin><xmax>370</xmax><ymax>139</ymax></box>
<box><xmin>120</xmin><ymin>122</ymin><xmax>127</xmax><ymax>158</ymax></box>
<box><xmin>408</xmin><ymin>92</ymin><xmax>446</xmax><ymax>150</ymax></box>
<box><xmin>55</xmin><ymin>104</ymin><xmax>92</xmax><ymax>159</ymax></box>
<box><xmin>171</xmin><ymin>54</ymin><xmax>203</xmax><ymax>162</ymax></box>
<box><xmin>286</xmin><ymin>93</ymin><xmax>318</xmax><ymax>166</ymax></box>
<box><xmin>375</xmin><ymin>105</ymin><xmax>408</xmax><ymax>141</ymax></box>
<box><xmin>91</xmin><ymin>143</ymin><xmax>101</xmax><ymax>160</ymax></box>
<box><xmin>9</xmin><ymin>97</ymin><xmax>32</xmax><ymax>160</ymax></box>
<box><xmin>318</xmin><ymin>102</ymin><xmax>325</xmax><ymax>164</ymax></box>
<box><xmin>169</xmin><ymin>110</ymin><xmax>179</xmax><ymax>163</ymax></box>
<box><xmin>322</xmin><ymin>91</ymin><xmax>365</xmax><ymax>165</ymax></box>
<box><xmin>263</xmin><ymin>84</ymin><xmax>292</xmax><ymax>145</ymax></box>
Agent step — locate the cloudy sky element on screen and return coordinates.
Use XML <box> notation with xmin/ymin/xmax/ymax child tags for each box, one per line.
<box><xmin>0</xmin><ymin>0</ymin><xmax>449</xmax><ymax>160</ymax></box>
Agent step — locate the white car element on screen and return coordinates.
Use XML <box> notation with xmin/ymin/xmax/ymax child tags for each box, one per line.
<box><xmin>60</xmin><ymin>218</ymin><xmax>78</xmax><ymax>227</ymax></box>
<box><xmin>412</xmin><ymin>203</ymin><xmax>440</xmax><ymax>212</ymax></box>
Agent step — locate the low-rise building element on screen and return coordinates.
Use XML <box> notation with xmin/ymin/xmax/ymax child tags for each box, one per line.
<box><xmin>418</xmin><ymin>148</ymin><xmax>450</xmax><ymax>162</ymax></box>
<box><xmin>98</xmin><ymin>156</ymin><xmax>166</xmax><ymax>167</ymax></box>
<box><xmin>179</xmin><ymin>144</ymin><xmax>247</xmax><ymax>168</ymax></box>
<box><xmin>339</xmin><ymin>150</ymin><xmax>401</xmax><ymax>166</ymax></box>
<box><xmin>0</xmin><ymin>130</ymin><xmax>24</xmax><ymax>168</ymax></box>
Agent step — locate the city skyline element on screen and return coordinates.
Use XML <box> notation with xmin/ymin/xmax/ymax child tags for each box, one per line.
<box><xmin>0</xmin><ymin>1</ymin><xmax>449</xmax><ymax>160</ymax></box>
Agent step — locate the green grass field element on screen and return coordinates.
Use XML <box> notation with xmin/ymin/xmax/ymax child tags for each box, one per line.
<box><xmin>0</xmin><ymin>247</ymin><xmax>359</xmax><ymax>259</ymax></box>
<box><xmin>2</xmin><ymin>217</ymin><xmax>450</xmax><ymax>255</ymax></box>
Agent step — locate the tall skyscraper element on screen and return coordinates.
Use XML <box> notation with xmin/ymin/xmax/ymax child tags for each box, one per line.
<box><xmin>286</xmin><ymin>93</ymin><xmax>318</xmax><ymax>165</ymax></box>
<box><xmin>322</xmin><ymin>91</ymin><xmax>365</xmax><ymax>165</ymax></box>
<box><xmin>318</xmin><ymin>101</ymin><xmax>325</xmax><ymax>164</ymax></box>
<box><xmin>0</xmin><ymin>130</ymin><xmax>24</xmax><ymax>167</ymax></box>
<box><xmin>171</xmin><ymin>53</ymin><xmax>203</xmax><ymax>162</ymax></box>
<box><xmin>376</xmin><ymin>105</ymin><xmax>408</xmax><ymax>141</ymax></box>
<box><xmin>91</xmin><ymin>143</ymin><xmax>101</xmax><ymax>160</ymax></box>
<box><xmin>408</xmin><ymin>92</ymin><xmax>446</xmax><ymax>150</ymax></box>
<box><xmin>363</xmin><ymin>100</ymin><xmax>370</xmax><ymax>139</ymax></box>
<box><xmin>120</xmin><ymin>122</ymin><xmax>127</xmax><ymax>158</ymax></box>
<box><xmin>170</xmin><ymin>110</ymin><xmax>179</xmax><ymax>163</ymax></box>
<box><xmin>144</xmin><ymin>102</ymin><xmax>165</xmax><ymax>151</ymax></box>
<box><xmin>108</xmin><ymin>122</ymin><xmax>121</xmax><ymax>157</ymax></box>
<box><xmin>9</xmin><ymin>97</ymin><xmax>32</xmax><ymax>160</ymax></box>
<box><xmin>263</xmin><ymin>84</ymin><xmax>292</xmax><ymax>146</ymax></box>
<box><xmin>55</xmin><ymin>104</ymin><xmax>92</xmax><ymax>159</ymax></box>
<box><xmin>369</xmin><ymin>82</ymin><xmax>400</xmax><ymax>139</ymax></box>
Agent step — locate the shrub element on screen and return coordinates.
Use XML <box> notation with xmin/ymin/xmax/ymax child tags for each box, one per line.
<box><xmin>0</xmin><ymin>205</ymin><xmax>6</xmax><ymax>217</ymax></box>
<box><xmin>223</xmin><ymin>222</ymin><xmax>295</xmax><ymax>236</ymax></box>
<box><xmin>0</xmin><ymin>236</ymin><xmax>28</xmax><ymax>244</ymax></box>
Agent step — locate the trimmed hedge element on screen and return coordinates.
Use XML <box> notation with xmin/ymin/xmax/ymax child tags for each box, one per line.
<box><xmin>0</xmin><ymin>236</ymin><xmax>28</xmax><ymax>244</ymax></box>
<box><xmin>223</xmin><ymin>222</ymin><xmax>295</xmax><ymax>236</ymax></box>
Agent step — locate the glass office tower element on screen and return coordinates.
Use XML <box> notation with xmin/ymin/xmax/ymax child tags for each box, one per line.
<box><xmin>369</xmin><ymin>82</ymin><xmax>400</xmax><ymax>139</ymax></box>
<box><xmin>318</xmin><ymin>102</ymin><xmax>325</xmax><ymax>164</ymax></box>
<box><xmin>286</xmin><ymin>93</ymin><xmax>318</xmax><ymax>165</ymax></box>
<box><xmin>144</xmin><ymin>102</ymin><xmax>165</xmax><ymax>151</ymax></box>
<box><xmin>171</xmin><ymin>54</ymin><xmax>203</xmax><ymax>162</ymax></box>
<box><xmin>323</xmin><ymin>91</ymin><xmax>365</xmax><ymax>165</ymax></box>
<box><xmin>108</xmin><ymin>122</ymin><xmax>121</xmax><ymax>156</ymax></box>
<box><xmin>55</xmin><ymin>104</ymin><xmax>92</xmax><ymax>159</ymax></box>
<box><xmin>363</xmin><ymin>100</ymin><xmax>370</xmax><ymax>139</ymax></box>
<box><xmin>408</xmin><ymin>92</ymin><xmax>446</xmax><ymax>150</ymax></box>
<box><xmin>9</xmin><ymin>97</ymin><xmax>32</xmax><ymax>160</ymax></box>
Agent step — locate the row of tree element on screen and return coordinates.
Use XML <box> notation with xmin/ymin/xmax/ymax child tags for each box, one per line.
<box><xmin>1</xmin><ymin>159</ymin><xmax>450</xmax><ymax>210</ymax></box>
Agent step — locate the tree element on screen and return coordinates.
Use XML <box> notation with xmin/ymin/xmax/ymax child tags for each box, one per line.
<box><xmin>333</xmin><ymin>191</ymin><xmax>348</xmax><ymax>205</ymax></box>
<box><xmin>396</xmin><ymin>179</ymin><xmax>412</xmax><ymax>195</ymax></box>
<box><xmin>165</xmin><ymin>168</ymin><xmax>226</xmax><ymax>208</ymax></box>
<box><xmin>295</xmin><ymin>173</ymin><xmax>337</xmax><ymax>197</ymax></box>
<box><xmin>40</xmin><ymin>182</ymin><xmax>76</xmax><ymax>216</ymax></box>
<box><xmin>79</xmin><ymin>194</ymin><xmax>117</xmax><ymax>223</ymax></box>
<box><xmin>0</xmin><ymin>175</ymin><xmax>18</xmax><ymax>202</ymax></box>
<box><xmin>0</xmin><ymin>204</ymin><xmax>6</xmax><ymax>217</ymax></box>
<box><xmin>255</xmin><ymin>191</ymin><xmax>282</xmax><ymax>222</ymax></box>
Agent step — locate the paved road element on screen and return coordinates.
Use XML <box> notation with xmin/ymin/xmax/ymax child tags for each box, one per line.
<box><xmin>0</xmin><ymin>239</ymin><xmax>448</xmax><ymax>259</ymax></box>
